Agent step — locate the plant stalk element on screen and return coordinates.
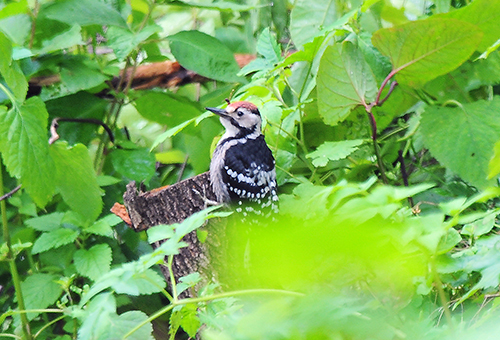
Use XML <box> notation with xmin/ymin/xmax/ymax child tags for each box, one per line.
<box><xmin>0</xmin><ymin>164</ymin><xmax>32</xmax><ymax>340</ymax></box>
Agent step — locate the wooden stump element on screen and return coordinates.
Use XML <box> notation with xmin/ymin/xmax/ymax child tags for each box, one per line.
<box><xmin>122</xmin><ymin>171</ymin><xmax>218</xmax><ymax>294</ymax></box>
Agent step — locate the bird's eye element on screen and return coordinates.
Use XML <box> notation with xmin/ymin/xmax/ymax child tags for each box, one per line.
<box><xmin>237</xmin><ymin>110</ymin><xmax>244</xmax><ymax>117</ymax></box>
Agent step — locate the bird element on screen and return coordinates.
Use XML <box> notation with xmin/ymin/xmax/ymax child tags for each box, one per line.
<box><xmin>206</xmin><ymin>101</ymin><xmax>278</xmax><ymax>218</ymax></box>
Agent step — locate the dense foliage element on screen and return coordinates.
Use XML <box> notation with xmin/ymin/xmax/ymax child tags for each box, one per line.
<box><xmin>1</xmin><ymin>0</ymin><xmax>500</xmax><ymax>339</ymax></box>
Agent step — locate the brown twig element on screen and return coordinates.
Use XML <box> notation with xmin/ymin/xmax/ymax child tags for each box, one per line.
<box><xmin>49</xmin><ymin>117</ymin><xmax>115</xmax><ymax>145</ymax></box>
<box><xmin>0</xmin><ymin>185</ymin><xmax>21</xmax><ymax>202</ymax></box>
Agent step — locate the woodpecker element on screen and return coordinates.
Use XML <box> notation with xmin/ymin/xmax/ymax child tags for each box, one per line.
<box><xmin>206</xmin><ymin>101</ymin><xmax>278</xmax><ymax>217</ymax></box>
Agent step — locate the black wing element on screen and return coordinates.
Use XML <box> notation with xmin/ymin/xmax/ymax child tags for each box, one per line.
<box><xmin>222</xmin><ymin>135</ymin><xmax>277</xmax><ymax>212</ymax></box>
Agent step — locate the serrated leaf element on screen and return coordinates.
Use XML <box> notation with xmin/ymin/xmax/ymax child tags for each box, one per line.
<box><xmin>107</xmin><ymin>24</ymin><xmax>162</xmax><ymax>61</ymax></box>
<box><xmin>43</xmin><ymin>0</ymin><xmax>127</xmax><ymax>28</ymax></box>
<box><xmin>114</xmin><ymin>311</ymin><xmax>154</xmax><ymax>340</ymax></box>
<box><xmin>32</xmin><ymin>228</ymin><xmax>80</xmax><ymax>254</ymax></box>
<box><xmin>112</xmin><ymin>267</ymin><xmax>165</xmax><ymax>296</ymax></box>
<box><xmin>256</xmin><ymin>28</ymin><xmax>281</xmax><ymax>65</ymax></box>
<box><xmin>85</xmin><ymin>215</ymin><xmax>120</xmax><ymax>237</ymax></box>
<box><xmin>25</xmin><ymin>212</ymin><xmax>65</xmax><ymax>232</ymax></box>
<box><xmin>179</xmin><ymin>303</ymin><xmax>200</xmax><ymax>338</ymax></box>
<box><xmin>0</xmin><ymin>97</ymin><xmax>56</xmax><ymax>207</ymax></box>
<box><xmin>74</xmin><ymin>244</ymin><xmax>112</xmax><ymax>281</ymax></box>
<box><xmin>372</xmin><ymin>18</ymin><xmax>483</xmax><ymax>88</ymax></box>
<box><xmin>77</xmin><ymin>292</ymin><xmax>117</xmax><ymax>340</ymax></box>
<box><xmin>20</xmin><ymin>273</ymin><xmax>63</xmax><ymax>320</ymax></box>
<box><xmin>50</xmin><ymin>142</ymin><xmax>103</xmax><ymax>223</ymax></box>
<box><xmin>290</xmin><ymin>0</ymin><xmax>338</xmax><ymax>47</ymax></box>
<box><xmin>169</xmin><ymin>30</ymin><xmax>244</xmax><ymax>83</ymax></box>
<box><xmin>435</xmin><ymin>0</ymin><xmax>500</xmax><ymax>51</ymax></box>
<box><xmin>317</xmin><ymin>42</ymin><xmax>377</xmax><ymax>125</ymax></box>
<box><xmin>420</xmin><ymin>98</ymin><xmax>500</xmax><ymax>189</ymax></box>
<box><xmin>306</xmin><ymin>139</ymin><xmax>364</xmax><ymax>167</ymax></box>
<box><xmin>177</xmin><ymin>272</ymin><xmax>202</xmax><ymax>296</ymax></box>
<box><xmin>0</xmin><ymin>32</ymin><xmax>28</xmax><ymax>100</ymax></box>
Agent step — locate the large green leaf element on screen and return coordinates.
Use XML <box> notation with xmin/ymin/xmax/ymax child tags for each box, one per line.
<box><xmin>420</xmin><ymin>98</ymin><xmax>500</xmax><ymax>189</ymax></box>
<box><xmin>0</xmin><ymin>32</ymin><xmax>28</xmax><ymax>101</ymax></box>
<box><xmin>134</xmin><ymin>92</ymin><xmax>202</xmax><ymax>126</ymax></box>
<box><xmin>317</xmin><ymin>42</ymin><xmax>377</xmax><ymax>126</ymax></box>
<box><xmin>0</xmin><ymin>97</ymin><xmax>56</xmax><ymax>207</ymax></box>
<box><xmin>42</xmin><ymin>0</ymin><xmax>127</xmax><ymax>28</ymax></box>
<box><xmin>372</xmin><ymin>18</ymin><xmax>483</xmax><ymax>88</ymax></box>
<box><xmin>74</xmin><ymin>244</ymin><xmax>112</xmax><ymax>281</ymax></box>
<box><xmin>20</xmin><ymin>273</ymin><xmax>63</xmax><ymax>320</ymax></box>
<box><xmin>59</xmin><ymin>57</ymin><xmax>109</xmax><ymax>94</ymax></box>
<box><xmin>290</xmin><ymin>0</ymin><xmax>338</xmax><ymax>47</ymax></box>
<box><xmin>49</xmin><ymin>142</ymin><xmax>103</xmax><ymax>223</ymax></box>
<box><xmin>435</xmin><ymin>0</ymin><xmax>500</xmax><ymax>51</ymax></box>
<box><xmin>169</xmin><ymin>30</ymin><xmax>244</xmax><ymax>83</ymax></box>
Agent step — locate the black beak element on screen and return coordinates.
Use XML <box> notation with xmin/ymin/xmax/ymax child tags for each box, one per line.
<box><xmin>206</xmin><ymin>107</ymin><xmax>228</xmax><ymax>117</ymax></box>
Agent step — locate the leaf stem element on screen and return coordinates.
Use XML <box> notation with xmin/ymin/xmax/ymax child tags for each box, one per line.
<box><xmin>431</xmin><ymin>256</ymin><xmax>454</xmax><ymax>333</ymax></box>
<box><xmin>123</xmin><ymin>288</ymin><xmax>304</xmax><ymax>339</ymax></box>
<box><xmin>0</xmin><ymin>163</ymin><xmax>32</xmax><ymax>340</ymax></box>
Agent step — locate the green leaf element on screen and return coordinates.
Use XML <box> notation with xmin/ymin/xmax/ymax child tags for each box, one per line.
<box><xmin>306</xmin><ymin>139</ymin><xmax>364</xmax><ymax>167</ymax></box>
<box><xmin>488</xmin><ymin>140</ymin><xmax>500</xmax><ymax>179</ymax></box>
<box><xmin>150</xmin><ymin>118</ymin><xmax>196</xmax><ymax>151</ymax></box>
<box><xmin>0</xmin><ymin>32</ymin><xmax>28</xmax><ymax>101</ymax></box>
<box><xmin>20</xmin><ymin>273</ymin><xmax>63</xmax><ymax>320</ymax></box>
<box><xmin>44</xmin><ymin>92</ymin><xmax>108</xmax><ymax>145</ymax></box>
<box><xmin>59</xmin><ymin>57</ymin><xmax>109</xmax><ymax>94</ymax></box>
<box><xmin>107</xmin><ymin>24</ymin><xmax>162</xmax><ymax>61</ymax></box>
<box><xmin>317</xmin><ymin>42</ymin><xmax>377</xmax><ymax>125</ymax></box>
<box><xmin>461</xmin><ymin>213</ymin><xmax>496</xmax><ymax>237</ymax></box>
<box><xmin>454</xmin><ymin>235</ymin><xmax>500</xmax><ymax>305</ymax></box>
<box><xmin>0</xmin><ymin>0</ymin><xmax>29</xmax><ymax>20</ymax></box>
<box><xmin>256</xmin><ymin>28</ymin><xmax>281</xmax><ymax>65</ymax></box>
<box><xmin>436</xmin><ymin>228</ymin><xmax>462</xmax><ymax>254</ymax></box>
<box><xmin>169</xmin><ymin>30</ymin><xmax>244</xmax><ymax>83</ymax></box>
<box><xmin>74</xmin><ymin>244</ymin><xmax>112</xmax><ymax>281</ymax></box>
<box><xmin>110</xmin><ymin>148</ymin><xmax>156</xmax><ymax>182</ymax></box>
<box><xmin>43</xmin><ymin>0</ymin><xmax>127</xmax><ymax>28</ymax></box>
<box><xmin>420</xmin><ymin>98</ymin><xmax>500</xmax><ymax>189</ymax></box>
<box><xmin>32</xmin><ymin>228</ymin><xmax>80</xmax><ymax>254</ymax></box>
<box><xmin>25</xmin><ymin>212</ymin><xmax>65</xmax><ymax>232</ymax></box>
<box><xmin>0</xmin><ymin>97</ymin><xmax>56</xmax><ymax>206</ymax></box>
<box><xmin>0</xmin><ymin>14</ymin><xmax>31</xmax><ymax>46</ymax></box>
<box><xmin>50</xmin><ymin>142</ymin><xmax>103</xmax><ymax>223</ymax></box>
<box><xmin>76</xmin><ymin>292</ymin><xmax>117</xmax><ymax>340</ymax></box>
<box><xmin>436</xmin><ymin>0</ymin><xmax>500</xmax><ymax>51</ymax></box>
<box><xmin>36</xmin><ymin>24</ymin><xmax>83</xmax><ymax>55</ymax></box>
<box><xmin>372</xmin><ymin>18</ymin><xmax>483</xmax><ymax>88</ymax></box>
<box><xmin>134</xmin><ymin>92</ymin><xmax>202</xmax><ymax>126</ymax></box>
<box><xmin>177</xmin><ymin>272</ymin><xmax>202</xmax><ymax>296</ymax></box>
<box><xmin>179</xmin><ymin>303</ymin><xmax>200</xmax><ymax>338</ymax></box>
<box><xmin>85</xmin><ymin>214</ymin><xmax>121</xmax><ymax>237</ymax></box>
<box><xmin>290</xmin><ymin>0</ymin><xmax>338</xmax><ymax>47</ymax></box>
<box><xmin>114</xmin><ymin>311</ymin><xmax>154</xmax><ymax>340</ymax></box>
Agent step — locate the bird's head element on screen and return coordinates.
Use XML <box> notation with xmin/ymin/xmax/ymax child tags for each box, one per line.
<box><xmin>206</xmin><ymin>101</ymin><xmax>262</xmax><ymax>138</ymax></box>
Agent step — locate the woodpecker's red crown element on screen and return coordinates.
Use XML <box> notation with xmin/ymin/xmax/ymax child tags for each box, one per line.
<box><xmin>226</xmin><ymin>101</ymin><xmax>259</xmax><ymax>115</ymax></box>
